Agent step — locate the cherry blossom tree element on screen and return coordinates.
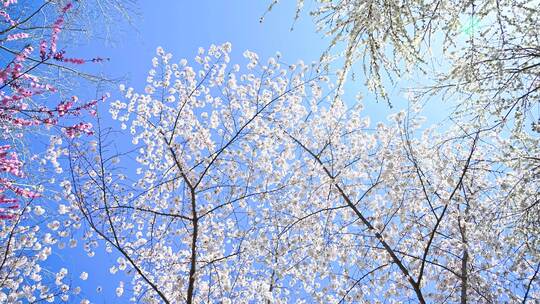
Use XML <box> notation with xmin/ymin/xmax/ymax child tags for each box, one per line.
<box><xmin>0</xmin><ymin>1</ymin><xmax>112</xmax><ymax>302</ymax></box>
<box><xmin>64</xmin><ymin>45</ymin><xmax>539</xmax><ymax>303</ymax></box>
<box><xmin>0</xmin><ymin>0</ymin><xmax>107</xmax><ymax>217</ymax></box>
<box><xmin>1</xmin><ymin>1</ymin><xmax>536</xmax><ymax>303</ymax></box>
<box><xmin>271</xmin><ymin>0</ymin><xmax>540</xmax><ymax>131</ymax></box>
<box><xmin>269</xmin><ymin>2</ymin><xmax>540</xmax><ymax>293</ymax></box>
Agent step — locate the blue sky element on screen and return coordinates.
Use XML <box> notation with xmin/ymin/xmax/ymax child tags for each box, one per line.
<box><xmin>73</xmin><ymin>0</ymin><xmax>427</xmax><ymax>123</ymax></box>
<box><xmin>82</xmin><ymin>1</ymin><xmax>327</xmax><ymax>85</ymax></box>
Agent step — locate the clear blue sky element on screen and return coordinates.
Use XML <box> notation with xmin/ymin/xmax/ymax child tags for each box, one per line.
<box><xmin>74</xmin><ymin>0</ymin><xmax>418</xmax><ymax>121</ymax></box>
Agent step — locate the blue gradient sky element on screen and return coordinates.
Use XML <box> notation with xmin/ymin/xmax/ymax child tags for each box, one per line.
<box><xmin>75</xmin><ymin>0</ymin><xmax>413</xmax><ymax>121</ymax></box>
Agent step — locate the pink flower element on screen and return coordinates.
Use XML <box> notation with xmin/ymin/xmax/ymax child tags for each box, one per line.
<box><xmin>39</xmin><ymin>40</ymin><xmax>47</xmax><ymax>59</ymax></box>
<box><xmin>14</xmin><ymin>46</ymin><xmax>33</xmax><ymax>63</ymax></box>
<box><xmin>64</xmin><ymin>122</ymin><xmax>94</xmax><ymax>138</ymax></box>
<box><xmin>56</xmin><ymin>100</ymin><xmax>74</xmax><ymax>116</ymax></box>
<box><xmin>61</xmin><ymin>3</ymin><xmax>73</xmax><ymax>13</ymax></box>
<box><xmin>0</xmin><ymin>10</ymin><xmax>16</xmax><ymax>25</ymax></box>
<box><xmin>0</xmin><ymin>1</ymin><xmax>104</xmax><ymax>219</ymax></box>
<box><xmin>0</xmin><ymin>145</ymin><xmax>23</xmax><ymax>177</ymax></box>
<box><xmin>13</xmin><ymin>187</ymin><xmax>40</xmax><ymax>198</ymax></box>
<box><xmin>2</xmin><ymin>0</ymin><xmax>17</xmax><ymax>8</ymax></box>
<box><xmin>6</xmin><ymin>32</ymin><xmax>29</xmax><ymax>41</ymax></box>
<box><xmin>50</xmin><ymin>18</ymin><xmax>64</xmax><ymax>54</ymax></box>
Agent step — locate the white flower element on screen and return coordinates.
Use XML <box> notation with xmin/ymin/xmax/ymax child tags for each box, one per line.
<box><xmin>80</xmin><ymin>272</ymin><xmax>88</xmax><ymax>281</ymax></box>
<box><xmin>47</xmin><ymin>220</ymin><xmax>60</xmax><ymax>231</ymax></box>
<box><xmin>58</xmin><ymin>204</ymin><xmax>68</xmax><ymax>214</ymax></box>
<box><xmin>222</xmin><ymin>42</ymin><xmax>232</xmax><ymax>52</ymax></box>
<box><xmin>109</xmin><ymin>266</ymin><xmax>118</xmax><ymax>274</ymax></box>
<box><xmin>117</xmin><ymin>257</ymin><xmax>127</xmax><ymax>271</ymax></box>
<box><xmin>34</xmin><ymin>206</ymin><xmax>45</xmax><ymax>216</ymax></box>
<box><xmin>116</xmin><ymin>281</ymin><xmax>124</xmax><ymax>297</ymax></box>
<box><xmin>156</xmin><ymin>46</ymin><xmax>164</xmax><ymax>56</ymax></box>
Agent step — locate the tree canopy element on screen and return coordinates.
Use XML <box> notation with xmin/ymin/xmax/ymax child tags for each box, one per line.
<box><xmin>1</xmin><ymin>1</ymin><xmax>539</xmax><ymax>303</ymax></box>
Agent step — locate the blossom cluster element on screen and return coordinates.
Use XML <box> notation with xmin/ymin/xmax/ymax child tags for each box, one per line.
<box><xmin>0</xmin><ymin>1</ymin><xmax>107</xmax><ymax>219</ymax></box>
<box><xmin>61</xmin><ymin>45</ymin><xmax>540</xmax><ymax>303</ymax></box>
<box><xmin>0</xmin><ymin>1</ymin><xmax>108</xmax><ymax>302</ymax></box>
